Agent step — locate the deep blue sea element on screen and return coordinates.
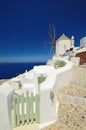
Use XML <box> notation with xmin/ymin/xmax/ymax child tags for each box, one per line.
<box><xmin>0</xmin><ymin>62</ymin><xmax>45</xmax><ymax>79</ymax></box>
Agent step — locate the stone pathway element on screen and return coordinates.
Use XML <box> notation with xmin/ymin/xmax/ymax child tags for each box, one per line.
<box><xmin>57</xmin><ymin>103</ymin><xmax>86</xmax><ymax>130</ymax></box>
<box><xmin>41</xmin><ymin>66</ymin><xmax>86</xmax><ymax>130</ymax></box>
<box><xmin>57</xmin><ymin>84</ymin><xmax>86</xmax><ymax>98</ymax></box>
<box><xmin>70</xmin><ymin>66</ymin><xmax>86</xmax><ymax>83</ymax></box>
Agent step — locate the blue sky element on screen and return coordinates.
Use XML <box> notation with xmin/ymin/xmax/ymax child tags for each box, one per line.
<box><xmin>0</xmin><ymin>0</ymin><xmax>86</xmax><ymax>62</ymax></box>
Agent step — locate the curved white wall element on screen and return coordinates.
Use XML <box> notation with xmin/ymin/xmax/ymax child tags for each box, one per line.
<box><xmin>0</xmin><ymin>58</ymin><xmax>73</xmax><ymax>130</ymax></box>
<box><xmin>39</xmin><ymin>58</ymin><xmax>73</xmax><ymax>126</ymax></box>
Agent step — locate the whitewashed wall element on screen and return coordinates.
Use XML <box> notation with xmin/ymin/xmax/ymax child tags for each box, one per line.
<box><xmin>56</xmin><ymin>40</ymin><xmax>71</xmax><ymax>56</ymax></box>
<box><xmin>39</xmin><ymin>58</ymin><xmax>73</xmax><ymax>127</ymax></box>
<box><xmin>80</xmin><ymin>37</ymin><xmax>86</xmax><ymax>48</ymax></box>
<box><xmin>71</xmin><ymin>57</ymin><xmax>80</xmax><ymax>66</ymax></box>
<box><xmin>0</xmin><ymin>58</ymin><xmax>73</xmax><ymax>130</ymax></box>
<box><xmin>0</xmin><ymin>83</ymin><xmax>14</xmax><ymax>130</ymax></box>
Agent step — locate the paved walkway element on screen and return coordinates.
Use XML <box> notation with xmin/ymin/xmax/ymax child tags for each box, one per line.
<box><xmin>70</xmin><ymin>66</ymin><xmax>86</xmax><ymax>83</ymax></box>
<box><xmin>41</xmin><ymin>65</ymin><xmax>86</xmax><ymax>130</ymax></box>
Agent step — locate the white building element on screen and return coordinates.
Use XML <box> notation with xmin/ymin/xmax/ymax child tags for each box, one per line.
<box><xmin>80</xmin><ymin>36</ymin><xmax>86</xmax><ymax>48</ymax></box>
<box><xmin>55</xmin><ymin>34</ymin><xmax>74</xmax><ymax>56</ymax></box>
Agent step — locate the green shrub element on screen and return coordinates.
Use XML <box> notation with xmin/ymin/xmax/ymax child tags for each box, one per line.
<box><xmin>54</xmin><ymin>60</ymin><xmax>66</xmax><ymax>68</ymax></box>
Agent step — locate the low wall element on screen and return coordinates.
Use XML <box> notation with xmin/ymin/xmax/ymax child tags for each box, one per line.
<box><xmin>55</xmin><ymin>68</ymin><xmax>72</xmax><ymax>90</ymax></box>
<box><xmin>39</xmin><ymin>58</ymin><xmax>73</xmax><ymax>126</ymax></box>
<box><xmin>0</xmin><ymin>58</ymin><xmax>73</xmax><ymax>130</ymax></box>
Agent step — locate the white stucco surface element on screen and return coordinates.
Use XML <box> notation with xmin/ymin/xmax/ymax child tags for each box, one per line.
<box><xmin>56</xmin><ymin>40</ymin><xmax>71</xmax><ymax>56</ymax></box>
<box><xmin>71</xmin><ymin>57</ymin><xmax>80</xmax><ymax>66</ymax></box>
<box><xmin>36</xmin><ymin>58</ymin><xmax>73</xmax><ymax>125</ymax></box>
<box><xmin>0</xmin><ymin>83</ymin><xmax>14</xmax><ymax>130</ymax></box>
<box><xmin>0</xmin><ymin>58</ymin><xmax>73</xmax><ymax>130</ymax></box>
<box><xmin>11</xmin><ymin>58</ymin><xmax>73</xmax><ymax>127</ymax></box>
<box><xmin>80</xmin><ymin>37</ymin><xmax>86</xmax><ymax>48</ymax></box>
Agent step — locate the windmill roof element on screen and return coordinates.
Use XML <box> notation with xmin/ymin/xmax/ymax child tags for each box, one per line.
<box><xmin>56</xmin><ymin>33</ymin><xmax>70</xmax><ymax>42</ymax></box>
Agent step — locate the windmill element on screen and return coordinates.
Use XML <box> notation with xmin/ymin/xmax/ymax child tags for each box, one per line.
<box><xmin>46</xmin><ymin>24</ymin><xmax>56</xmax><ymax>55</ymax></box>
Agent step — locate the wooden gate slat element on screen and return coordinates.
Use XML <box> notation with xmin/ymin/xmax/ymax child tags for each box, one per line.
<box><xmin>13</xmin><ymin>90</ymin><xmax>40</xmax><ymax>128</ymax></box>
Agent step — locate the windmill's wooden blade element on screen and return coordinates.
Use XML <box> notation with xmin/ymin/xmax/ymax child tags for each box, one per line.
<box><xmin>53</xmin><ymin>26</ymin><xmax>56</xmax><ymax>40</ymax></box>
<box><xmin>48</xmin><ymin>32</ymin><xmax>53</xmax><ymax>40</ymax></box>
<box><xmin>49</xmin><ymin>24</ymin><xmax>56</xmax><ymax>40</ymax></box>
<box><xmin>52</xmin><ymin>24</ymin><xmax>56</xmax><ymax>40</ymax></box>
<box><xmin>48</xmin><ymin>24</ymin><xmax>53</xmax><ymax>40</ymax></box>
